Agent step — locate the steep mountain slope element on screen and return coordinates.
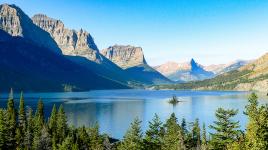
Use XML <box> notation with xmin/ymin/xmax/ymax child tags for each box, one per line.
<box><xmin>0</xmin><ymin>4</ymin><xmax>61</xmax><ymax>54</ymax></box>
<box><xmin>162</xmin><ymin>53</ymin><xmax>268</xmax><ymax>92</ymax></box>
<box><xmin>0</xmin><ymin>29</ymin><xmax>128</xmax><ymax>92</ymax></box>
<box><xmin>155</xmin><ymin>59</ymin><xmax>214</xmax><ymax>82</ymax></box>
<box><xmin>101</xmin><ymin>45</ymin><xmax>172</xmax><ymax>85</ymax></box>
<box><xmin>32</xmin><ymin>14</ymin><xmax>139</xmax><ymax>86</ymax></box>
<box><xmin>32</xmin><ymin>14</ymin><xmax>101</xmax><ymax>62</ymax></box>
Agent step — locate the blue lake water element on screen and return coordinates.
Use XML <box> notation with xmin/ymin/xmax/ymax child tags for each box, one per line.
<box><xmin>0</xmin><ymin>89</ymin><xmax>267</xmax><ymax>139</ymax></box>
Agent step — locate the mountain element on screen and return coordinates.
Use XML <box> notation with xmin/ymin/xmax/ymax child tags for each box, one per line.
<box><xmin>154</xmin><ymin>61</ymin><xmax>190</xmax><ymax>76</ymax></box>
<box><xmin>0</xmin><ymin>29</ymin><xmax>127</xmax><ymax>91</ymax></box>
<box><xmin>31</xmin><ymin>14</ymin><xmax>143</xmax><ymax>86</ymax></box>
<box><xmin>101</xmin><ymin>45</ymin><xmax>172</xmax><ymax>85</ymax></box>
<box><xmin>204</xmin><ymin>60</ymin><xmax>251</xmax><ymax>74</ymax></box>
<box><xmin>155</xmin><ymin>59</ymin><xmax>214</xmax><ymax>82</ymax></box>
<box><xmin>32</xmin><ymin>14</ymin><xmax>102</xmax><ymax>63</ymax></box>
<box><xmin>166</xmin><ymin>53</ymin><xmax>268</xmax><ymax>92</ymax></box>
<box><xmin>0</xmin><ymin>4</ymin><xmax>129</xmax><ymax>91</ymax></box>
<box><xmin>0</xmin><ymin>4</ymin><xmax>61</xmax><ymax>54</ymax></box>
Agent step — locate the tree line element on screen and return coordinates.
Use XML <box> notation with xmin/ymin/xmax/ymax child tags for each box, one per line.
<box><xmin>0</xmin><ymin>90</ymin><xmax>267</xmax><ymax>150</ymax></box>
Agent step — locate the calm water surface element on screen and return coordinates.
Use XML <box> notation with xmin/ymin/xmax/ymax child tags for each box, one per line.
<box><xmin>1</xmin><ymin>89</ymin><xmax>268</xmax><ymax>139</ymax></box>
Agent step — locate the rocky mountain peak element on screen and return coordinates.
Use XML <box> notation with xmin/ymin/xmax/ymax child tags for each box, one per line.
<box><xmin>101</xmin><ymin>45</ymin><xmax>147</xmax><ymax>69</ymax></box>
<box><xmin>0</xmin><ymin>4</ymin><xmax>61</xmax><ymax>54</ymax></box>
<box><xmin>190</xmin><ymin>58</ymin><xmax>204</xmax><ymax>72</ymax></box>
<box><xmin>32</xmin><ymin>14</ymin><xmax>102</xmax><ymax>63</ymax></box>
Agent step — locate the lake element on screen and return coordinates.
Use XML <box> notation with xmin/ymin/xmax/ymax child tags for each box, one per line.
<box><xmin>0</xmin><ymin>89</ymin><xmax>267</xmax><ymax>139</ymax></box>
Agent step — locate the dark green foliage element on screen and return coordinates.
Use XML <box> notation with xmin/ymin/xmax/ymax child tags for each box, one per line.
<box><xmin>181</xmin><ymin>118</ymin><xmax>187</xmax><ymax>135</ymax></box>
<box><xmin>118</xmin><ymin>117</ymin><xmax>143</xmax><ymax>150</ymax></box>
<box><xmin>58</xmin><ymin>135</ymin><xmax>74</xmax><ymax>150</ymax></box>
<box><xmin>25</xmin><ymin>108</ymin><xmax>34</xmax><ymax>149</ymax></box>
<box><xmin>18</xmin><ymin>92</ymin><xmax>26</xmax><ymax>131</ymax></box>
<box><xmin>201</xmin><ymin>123</ymin><xmax>207</xmax><ymax>150</ymax></box>
<box><xmin>162</xmin><ymin>113</ymin><xmax>185</xmax><ymax>150</ymax></box>
<box><xmin>209</xmin><ymin>108</ymin><xmax>240</xmax><ymax>149</ymax></box>
<box><xmin>244</xmin><ymin>93</ymin><xmax>268</xmax><ymax>149</ymax></box>
<box><xmin>88</xmin><ymin>124</ymin><xmax>103</xmax><ymax>150</ymax></box>
<box><xmin>168</xmin><ymin>95</ymin><xmax>180</xmax><ymax>105</ymax></box>
<box><xmin>0</xmin><ymin>109</ymin><xmax>8</xmax><ymax>149</ymax></box>
<box><xmin>56</xmin><ymin>104</ymin><xmax>68</xmax><ymax>144</ymax></box>
<box><xmin>48</xmin><ymin>105</ymin><xmax>57</xmax><ymax>135</ymax></box>
<box><xmin>16</xmin><ymin>92</ymin><xmax>27</xmax><ymax>149</ymax></box>
<box><xmin>33</xmin><ymin>126</ymin><xmax>52</xmax><ymax>150</ymax></box>
<box><xmin>144</xmin><ymin>114</ymin><xmax>164</xmax><ymax>150</ymax></box>
<box><xmin>36</xmin><ymin>99</ymin><xmax>45</xmax><ymax>125</ymax></box>
<box><xmin>6</xmin><ymin>88</ymin><xmax>17</xmax><ymax>149</ymax></box>
<box><xmin>191</xmin><ymin>119</ymin><xmax>201</xmax><ymax>149</ymax></box>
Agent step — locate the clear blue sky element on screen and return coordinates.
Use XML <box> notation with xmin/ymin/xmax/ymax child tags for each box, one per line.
<box><xmin>2</xmin><ymin>0</ymin><xmax>268</xmax><ymax>66</ymax></box>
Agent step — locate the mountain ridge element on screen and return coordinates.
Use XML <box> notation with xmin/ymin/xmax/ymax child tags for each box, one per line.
<box><xmin>155</xmin><ymin>59</ymin><xmax>250</xmax><ymax>82</ymax></box>
<box><xmin>155</xmin><ymin>59</ymin><xmax>214</xmax><ymax>82</ymax></box>
<box><xmin>156</xmin><ymin>53</ymin><xmax>268</xmax><ymax>92</ymax></box>
<box><xmin>101</xmin><ymin>45</ymin><xmax>172</xmax><ymax>85</ymax></box>
<box><xmin>0</xmin><ymin>29</ymin><xmax>128</xmax><ymax>91</ymax></box>
<box><xmin>0</xmin><ymin>4</ymin><xmax>61</xmax><ymax>54</ymax></box>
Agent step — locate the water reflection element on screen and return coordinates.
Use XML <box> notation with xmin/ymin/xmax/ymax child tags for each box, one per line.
<box><xmin>0</xmin><ymin>90</ymin><xmax>267</xmax><ymax>139</ymax></box>
<box><xmin>64</xmin><ymin>98</ymin><xmax>145</xmax><ymax>137</ymax></box>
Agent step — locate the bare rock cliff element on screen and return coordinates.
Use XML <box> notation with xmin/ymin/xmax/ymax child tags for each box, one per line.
<box><xmin>101</xmin><ymin>45</ymin><xmax>147</xmax><ymax>69</ymax></box>
<box><xmin>0</xmin><ymin>4</ymin><xmax>61</xmax><ymax>54</ymax></box>
<box><xmin>32</xmin><ymin>14</ymin><xmax>102</xmax><ymax>63</ymax></box>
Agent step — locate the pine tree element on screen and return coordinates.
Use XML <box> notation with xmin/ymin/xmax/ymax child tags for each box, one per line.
<box><xmin>181</xmin><ymin>118</ymin><xmax>187</xmax><ymax>135</ymax></box>
<box><xmin>36</xmin><ymin>98</ymin><xmax>45</xmax><ymax>125</ymax></box>
<box><xmin>201</xmin><ymin>123</ymin><xmax>207</xmax><ymax>150</ymax></box>
<box><xmin>25</xmin><ymin>107</ymin><xmax>34</xmax><ymax>149</ymax></box>
<box><xmin>103</xmin><ymin>135</ymin><xmax>112</xmax><ymax>150</ymax></box>
<box><xmin>15</xmin><ymin>127</ymin><xmax>24</xmax><ymax>149</ymax></box>
<box><xmin>118</xmin><ymin>117</ymin><xmax>143</xmax><ymax>150</ymax></box>
<box><xmin>6</xmin><ymin>88</ymin><xmax>16</xmax><ymax>149</ymax></box>
<box><xmin>245</xmin><ymin>93</ymin><xmax>268</xmax><ymax>149</ymax></box>
<box><xmin>18</xmin><ymin>92</ymin><xmax>26</xmax><ymax>130</ymax></box>
<box><xmin>58</xmin><ymin>135</ymin><xmax>73</xmax><ymax>150</ymax></box>
<box><xmin>48</xmin><ymin>104</ymin><xmax>57</xmax><ymax>133</ymax></box>
<box><xmin>191</xmin><ymin>119</ymin><xmax>201</xmax><ymax>149</ymax></box>
<box><xmin>88</xmin><ymin>123</ymin><xmax>103</xmax><ymax>150</ymax></box>
<box><xmin>57</xmin><ymin>104</ymin><xmax>68</xmax><ymax>144</ymax></box>
<box><xmin>162</xmin><ymin>113</ymin><xmax>185</xmax><ymax>150</ymax></box>
<box><xmin>33</xmin><ymin>99</ymin><xmax>45</xmax><ymax>148</ymax></box>
<box><xmin>77</xmin><ymin>126</ymin><xmax>90</xmax><ymax>149</ymax></box>
<box><xmin>144</xmin><ymin>114</ymin><xmax>163</xmax><ymax>150</ymax></box>
<box><xmin>16</xmin><ymin>91</ymin><xmax>27</xmax><ymax>149</ymax></box>
<box><xmin>0</xmin><ymin>109</ymin><xmax>8</xmax><ymax>149</ymax></box>
<box><xmin>209</xmin><ymin>108</ymin><xmax>240</xmax><ymax>149</ymax></box>
<box><xmin>48</xmin><ymin>104</ymin><xmax>58</xmax><ymax>149</ymax></box>
<box><xmin>33</xmin><ymin>126</ymin><xmax>52</xmax><ymax>150</ymax></box>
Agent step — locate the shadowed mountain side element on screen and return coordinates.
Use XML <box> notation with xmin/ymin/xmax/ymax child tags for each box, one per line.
<box><xmin>0</xmin><ymin>30</ymin><xmax>128</xmax><ymax>92</ymax></box>
<box><xmin>101</xmin><ymin>45</ymin><xmax>172</xmax><ymax>85</ymax></box>
<box><xmin>0</xmin><ymin>4</ymin><xmax>61</xmax><ymax>54</ymax></box>
<box><xmin>125</xmin><ymin>64</ymin><xmax>173</xmax><ymax>85</ymax></box>
<box><xmin>65</xmin><ymin>55</ymin><xmax>140</xmax><ymax>86</ymax></box>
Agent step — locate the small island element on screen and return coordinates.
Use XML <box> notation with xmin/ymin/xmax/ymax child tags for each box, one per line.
<box><xmin>168</xmin><ymin>95</ymin><xmax>180</xmax><ymax>105</ymax></box>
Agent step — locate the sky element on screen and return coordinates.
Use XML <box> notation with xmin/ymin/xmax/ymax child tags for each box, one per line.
<box><xmin>2</xmin><ymin>0</ymin><xmax>268</xmax><ymax>66</ymax></box>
